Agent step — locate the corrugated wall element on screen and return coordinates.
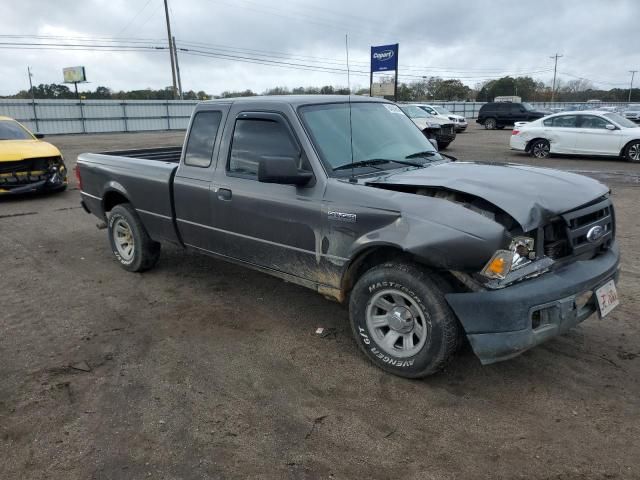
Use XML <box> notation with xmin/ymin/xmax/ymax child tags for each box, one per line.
<box><xmin>0</xmin><ymin>99</ymin><xmax>632</xmax><ymax>134</ymax></box>
<box><xmin>0</xmin><ymin>99</ymin><xmax>198</xmax><ymax>135</ymax></box>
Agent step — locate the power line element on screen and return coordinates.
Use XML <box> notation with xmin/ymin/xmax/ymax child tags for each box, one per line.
<box><xmin>116</xmin><ymin>0</ymin><xmax>154</xmax><ymax>36</ymax></box>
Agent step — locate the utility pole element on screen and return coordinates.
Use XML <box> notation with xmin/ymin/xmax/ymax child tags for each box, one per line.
<box><xmin>27</xmin><ymin>66</ymin><xmax>39</xmax><ymax>132</ymax></box>
<box><xmin>550</xmin><ymin>53</ymin><xmax>563</xmax><ymax>102</ymax></box>
<box><xmin>629</xmin><ymin>70</ymin><xmax>637</xmax><ymax>103</ymax></box>
<box><xmin>163</xmin><ymin>0</ymin><xmax>178</xmax><ymax>99</ymax></box>
<box><xmin>172</xmin><ymin>36</ymin><xmax>183</xmax><ymax>100</ymax></box>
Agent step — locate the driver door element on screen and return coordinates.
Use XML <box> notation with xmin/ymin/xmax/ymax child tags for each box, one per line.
<box><xmin>574</xmin><ymin>115</ymin><xmax>623</xmax><ymax>155</ymax></box>
<box><xmin>209</xmin><ymin>110</ymin><xmax>325</xmax><ymax>282</ymax></box>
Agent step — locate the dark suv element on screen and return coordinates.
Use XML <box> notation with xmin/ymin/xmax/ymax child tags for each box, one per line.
<box><xmin>476</xmin><ymin>102</ymin><xmax>546</xmax><ymax>129</ymax></box>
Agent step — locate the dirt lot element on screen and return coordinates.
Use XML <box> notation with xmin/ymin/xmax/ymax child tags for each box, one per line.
<box><xmin>1</xmin><ymin>125</ymin><xmax>639</xmax><ymax>479</ymax></box>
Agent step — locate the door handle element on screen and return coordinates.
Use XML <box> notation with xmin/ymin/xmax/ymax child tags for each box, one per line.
<box><xmin>217</xmin><ymin>188</ymin><xmax>232</xmax><ymax>201</ymax></box>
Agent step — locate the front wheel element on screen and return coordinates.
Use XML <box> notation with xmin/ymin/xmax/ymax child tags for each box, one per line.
<box><xmin>108</xmin><ymin>203</ymin><xmax>160</xmax><ymax>272</ymax></box>
<box><xmin>437</xmin><ymin>141</ymin><xmax>451</xmax><ymax>150</ymax></box>
<box><xmin>624</xmin><ymin>140</ymin><xmax>640</xmax><ymax>162</ymax></box>
<box><xmin>349</xmin><ymin>263</ymin><xmax>461</xmax><ymax>378</ymax></box>
<box><xmin>529</xmin><ymin>138</ymin><xmax>551</xmax><ymax>159</ymax></box>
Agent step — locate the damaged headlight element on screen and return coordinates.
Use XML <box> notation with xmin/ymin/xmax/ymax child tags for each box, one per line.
<box><xmin>480</xmin><ymin>236</ymin><xmax>536</xmax><ymax>280</ymax></box>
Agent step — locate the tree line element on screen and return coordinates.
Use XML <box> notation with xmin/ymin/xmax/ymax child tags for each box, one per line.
<box><xmin>3</xmin><ymin>76</ymin><xmax>638</xmax><ymax>103</ymax></box>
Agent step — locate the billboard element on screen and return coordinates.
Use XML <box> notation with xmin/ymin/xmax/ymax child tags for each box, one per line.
<box><xmin>370</xmin><ymin>44</ymin><xmax>399</xmax><ymax>99</ymax></box>
<box><xmin>371</xmin><ymin>44</ymin><xmax>398</xmax><ymax>72</ymax></box>
<box><xmin>63</xmin><ymin>66</ymin><xmax>87</xmax><ymax>83</ymax></box>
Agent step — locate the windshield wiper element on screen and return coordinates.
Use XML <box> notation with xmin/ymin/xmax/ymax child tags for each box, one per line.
<box><xmin>333</xmin><ymin>158</ymin><xmax>423</xmax><ymax>171</ymax></box>
<box><xmin>405</xmin><ymin>150</ymin><xmax>439</xmax><ymax>159</ymax></box>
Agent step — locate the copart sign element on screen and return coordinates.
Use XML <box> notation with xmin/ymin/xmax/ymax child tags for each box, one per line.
<box><xmin>371</xmin><ymin>44</ymin><xmax>399</xmax><ymax>72</ymax></box>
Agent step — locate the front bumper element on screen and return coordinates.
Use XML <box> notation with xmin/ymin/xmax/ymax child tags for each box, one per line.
<box><xmin>445</xmin><ymin>243</ymin><xmax>620</xmax><ymax>364</ymax></box>
<box><xmin>0</xmin><ymin>160</ymin><xmax>67</xmax><ymax>195</ymax></box>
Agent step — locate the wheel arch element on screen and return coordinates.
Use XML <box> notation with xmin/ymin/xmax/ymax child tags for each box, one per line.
<box><xmin>619</xmin><ymin>138</ymin><xmax>640</xmax><ymax>158</ymax></box>
<box><xmin>103</xmin><ymin>189</ymin><xmax>130</xmax><ymax>213</ymax></box>
<box><xmin>340</xmin><ymin>244</ymin><xmax>416</xmax><ymax>298</ymax></box>
<box><xmin>525</xmin><ymin>136</ymin><xmax>549</xmax><ymax>153</ymax></box>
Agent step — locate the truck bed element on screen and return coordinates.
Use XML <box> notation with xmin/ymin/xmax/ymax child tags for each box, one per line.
<box><xmin>99</xmin><ymin>146</ymin><xmax>183</xmax><ymax>163</ymax></box>
<box><xmin>78</xmin><ymin>150</ymin><xmax>181</xmax><ymax>244</ymax></box>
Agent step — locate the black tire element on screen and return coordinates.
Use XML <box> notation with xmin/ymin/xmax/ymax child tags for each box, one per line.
<box><xmin>108</xmin><ymin>203</ymin><xmax>160</xmax><ymax>272</ymax></box>
<box><xmin>437</xmin><ymin>141</ymin><xmax>451</xmax><ymax>150</ymax></box>
<box><xmin>484</xmin><ymin>118</ymin><xmax>497</xmax><ymax>130</ymax></box>
<box><xmin>529</xmin><ymin>138</ymin><xmax>551</xmax><ymax>159</ymax></box>
<box><xmin>623</xmin><ymin>140</ymin><xmax>640</xmax><ymax>163</ymax></box>
<box><xmin>349</xmin><ymin>262</ymin><xmax>461</xmax><ymax>378</ymax></box>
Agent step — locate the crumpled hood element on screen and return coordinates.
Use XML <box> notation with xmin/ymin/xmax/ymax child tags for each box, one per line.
<box><xmin>366</xmin><ymin>161</ymin><xmax>609</xmax><ymax>231</ymax></box>
<box><xmin>0</xmin><ymin>139</ymin><xmax>61</xmax><ymax>162</ymax></box>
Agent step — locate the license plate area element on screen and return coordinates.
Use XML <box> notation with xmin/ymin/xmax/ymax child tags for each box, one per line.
<box><xmin>595</xmin><ymin>279</ymin><xmax>619</xmax><ymax>317</ymax></box>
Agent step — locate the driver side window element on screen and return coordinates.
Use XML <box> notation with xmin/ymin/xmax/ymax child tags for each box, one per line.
<box><xmin>579</xmin><ymin>115</ymin><xmax>608</xmax><ymax>129</ymax></box>
<box><xmin>228</xmin><ymin>117</ymin><xmax>309</xmax><ymax>179</ymax></box>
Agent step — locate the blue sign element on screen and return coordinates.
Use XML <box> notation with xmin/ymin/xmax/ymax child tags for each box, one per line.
<box><xmin>371</xmin><ymin>44</ymin><xmax>399</xmax><ymax>73</ymax></box>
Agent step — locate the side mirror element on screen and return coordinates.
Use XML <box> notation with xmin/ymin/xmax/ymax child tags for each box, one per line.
<box><xmin>34</xmin><ymin>133</ymin><xmax>45</xmax><ymax>139</ymax></box>
<box><xmin>257</xmin><ymin>156</ymin><xmax>313</xmax><ymax>186</ymax></box>
<box><xmin>605</xmin><ymin>124</ymin><xmax>616</xmax><ymax>130</ymax></box>
<box><xmin>428</xmin><ymin>138</ymin><xmax>439</xmax><ymax>151</ymax></box>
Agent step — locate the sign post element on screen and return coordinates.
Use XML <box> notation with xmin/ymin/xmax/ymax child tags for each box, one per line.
<box><xmin>370</xmin><ymin>44</ymin><xmax>399</xmax><ymax>100</ymax></box>
<box><xmin>63</xmin><ymin>66</ymin><xmax>88</xmax><ymax>133</ymax></box>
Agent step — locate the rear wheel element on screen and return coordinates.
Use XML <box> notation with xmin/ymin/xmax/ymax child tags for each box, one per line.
<box><xmin>529</xmin><ymin>138</ymin><xmax>551</xmax><ymax>159</ymax></box>
<box><xmin>349</xmin><ymin>262</ymin><xmax>461</xmax><ymax>378</ymax></box>
<box><xmin>484</xmin><ymin>118</ymin><xmax>497</xmax><ymax>130</ymax></box>
<box><xmin>108</xmin><ymin>203</ymin><xmax>160</xmax><ymax>272</ymax></box>
<box><xmin>437</xmin><ymin>141</ymin><xmax>451</xmax><ymax>150</ymax></box>
<box><xmin>624</xmin><ymin>140</ymin><xmax>640</xmax><ymax>163</ymax></box>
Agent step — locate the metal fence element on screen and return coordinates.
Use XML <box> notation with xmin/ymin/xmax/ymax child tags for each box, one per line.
<box><xmin>0</xmin><ymin>99</ymin><xmax>198</xmax><ymax>135</ymax></box>
<box><xmin>0</xmin><ymin>98</ymin><xmax>634</xmax><ymax>135</ymax></box>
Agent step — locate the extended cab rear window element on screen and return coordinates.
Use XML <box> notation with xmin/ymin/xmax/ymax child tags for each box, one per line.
<box><xmin>184</xmin><ymin>111</ymin><xmax>222</xmax><ymax>167</ymax></box>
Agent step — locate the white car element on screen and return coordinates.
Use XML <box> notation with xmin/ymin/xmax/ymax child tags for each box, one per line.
<box><xmin>622</xmin><ymin>104</ymin><xmax>640</xmax><ymax>123</ymax></box>
<box><xmin>413</xmin><ymin>104</ymin><xmax>468</xmax><ymax>132</ymax></box>
<box><xmin>510</xmin><ymin>110</ymin><xmax>640</xmax><ymax>162</ymax></box>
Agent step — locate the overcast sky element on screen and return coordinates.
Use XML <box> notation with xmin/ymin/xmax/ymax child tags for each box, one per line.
<box><xmin>1</xmin><ymin>0</ymin><xmax>639</xmax><ymax>96</ymax></box>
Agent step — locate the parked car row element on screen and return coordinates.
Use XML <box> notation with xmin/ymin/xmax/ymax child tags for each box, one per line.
<box><xmin>399</xmin><ymin>104</ymin><xmax>457</xmax><ymax>149</ymax></box>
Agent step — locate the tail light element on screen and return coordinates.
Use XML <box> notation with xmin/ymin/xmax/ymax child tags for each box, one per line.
<box><xmin>74</xmin><ymin>166</ymin><xmax>82</xmax><ymax>190</ymax></box>
<box><xmin>512</xmin><ymin>129</ymin><xmax>520</xmax><ymax>135</ymax></box>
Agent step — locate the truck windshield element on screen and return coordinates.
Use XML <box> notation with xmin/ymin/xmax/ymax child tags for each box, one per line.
<box><xmin>0</xmin><ymin>120</ymin><xmax>33</xmax><ymax>140</ymax></box>
<box><xmin>299</xmin><ymin>102</ymin><xmax>442</xmax><ymax>176</ymax></box>
<box><xmin>522</xmin><ymin>103</ymin><xmax>535</xmax><ymax>111</ymax></box>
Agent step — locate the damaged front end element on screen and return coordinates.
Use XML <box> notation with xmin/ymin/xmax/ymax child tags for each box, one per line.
<box><xmin>0</xmin><ymin>156</ymin><xmax>67</xmax><ymax>195</ymax></box>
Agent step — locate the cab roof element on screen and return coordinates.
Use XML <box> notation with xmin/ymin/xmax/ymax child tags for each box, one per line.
<box><xmin>201</xmin><ymin>94</ymin><xmax>389</xmax><ymax>107</ymax></box>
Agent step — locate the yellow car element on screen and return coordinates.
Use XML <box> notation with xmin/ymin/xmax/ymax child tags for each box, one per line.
<box><xmin>0</xmin><ymin>116</ymin><xmax>67</xmax><ymax>195</ymax></box>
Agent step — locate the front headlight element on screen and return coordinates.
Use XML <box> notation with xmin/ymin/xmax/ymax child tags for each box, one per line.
<box><xmin>480</xmin><ymin>236</ymin><xmax>536</xmax><ymax>280</ymax></box>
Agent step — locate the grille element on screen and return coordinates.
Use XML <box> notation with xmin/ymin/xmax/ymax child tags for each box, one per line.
<box><xmin>544</xmin><ymin>198</ymin><xmax>614</xmax><ymax>259</ymax></box>
<box><xmin>0</xmin><ymin>157</ymin><xmax>59</xmax><ymax>186</ymax></box>
<box><xmin>0</xmin><ymin>157</ymin><xmax>51</xmax><ymax>174</ymax></box>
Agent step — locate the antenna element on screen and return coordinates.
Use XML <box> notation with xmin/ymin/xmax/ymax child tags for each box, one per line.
<box><xmin>345</xmin><ymin>34</ymin><xmax>356</xmax><ymax>183</ymax></box>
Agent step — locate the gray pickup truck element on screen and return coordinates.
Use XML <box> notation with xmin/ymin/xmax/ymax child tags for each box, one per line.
<box><xmin>77</xmin><ymin>95</ymin><xmax>620</xmax><ymax>378</ymax></box>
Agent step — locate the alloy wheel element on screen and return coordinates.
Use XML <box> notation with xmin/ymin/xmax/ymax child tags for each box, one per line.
<box><xmin>366</xmin><ymin>289</ymin><xmax>430</xmax><ymax>358</ymax></box>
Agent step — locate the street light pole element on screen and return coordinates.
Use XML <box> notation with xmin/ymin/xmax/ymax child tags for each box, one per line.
<box><xmin>629</xmin><ymin>70</ymin><xmax>637</xmax><ymax>103</ymax></box>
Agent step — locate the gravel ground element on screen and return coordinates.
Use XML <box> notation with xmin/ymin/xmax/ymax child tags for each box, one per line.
<box><xmin>1</xmin><ymin>125</ymin><xmax>639</xmax><ymax>479</ymax></box>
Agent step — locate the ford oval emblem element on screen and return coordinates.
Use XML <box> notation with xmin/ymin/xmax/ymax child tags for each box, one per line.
<box><xmin>586</xmin><ymin>225</ymin><xmax>605</xmax><ymax>243</ymax></box>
